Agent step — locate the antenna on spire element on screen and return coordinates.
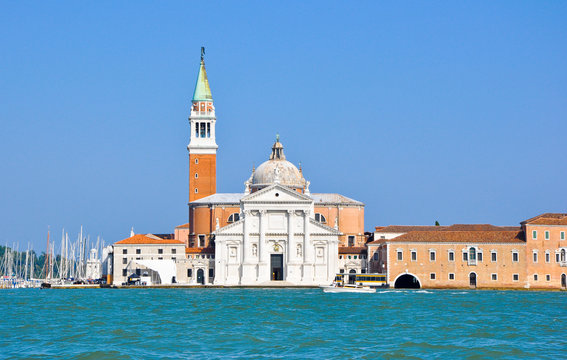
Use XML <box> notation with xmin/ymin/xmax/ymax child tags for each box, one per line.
<box><xmin>201</xmin><ymin>46</ymin><xmax>205</xmax><ymax>62</ymax></box>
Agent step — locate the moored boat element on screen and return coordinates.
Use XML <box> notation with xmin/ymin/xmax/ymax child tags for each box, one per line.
<box><xmin>321</xmin><ymin>283</ymin><xmax>376</xmax><ymax>293</ymax></box>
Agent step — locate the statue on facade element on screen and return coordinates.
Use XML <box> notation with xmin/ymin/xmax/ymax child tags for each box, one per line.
<box><xmin>296</xmin><ymin>244</ymin><xmax>302</xmax><ymax>257</ymax></box>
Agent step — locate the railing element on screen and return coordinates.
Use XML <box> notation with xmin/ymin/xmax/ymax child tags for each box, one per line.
<box><xmin>468</xmin><ymin>259</ymin><xmax>477</xmax><ymax>266</ymax></box>
<box><xmin>190</xmin><ymin>110</ymin><xmax>215</xmax><ymax>117</ymax></box>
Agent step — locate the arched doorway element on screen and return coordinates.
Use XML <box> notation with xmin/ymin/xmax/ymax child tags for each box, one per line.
<box><xmin>561</xmin><ymin>274</ymin><xmax>566</xmax><ymax>290</ymax></box>
<box><xmin>394</xmin><ymin>274</ymin><xmax>421</xmax><ymax>289</ymax></box>
<box><xmin>469</xmin><ymin>272</ymin><xmax>477</xmax><ymax>288</ymax></box>
<box><xmin>197</xmin><ymin>269</ymin><xmax>205</xmax><ymax>285</ymax></box>
<box><xmin>348</xmin><ymin>269</ymin><xmax>356</xmax><ymax>284</ymax></box>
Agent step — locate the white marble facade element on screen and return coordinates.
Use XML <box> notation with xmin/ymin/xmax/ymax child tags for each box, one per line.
<box><xmin>213</xmin><ymin>184</ymin><xmax>340</xmax><ymax>286</ymax></box>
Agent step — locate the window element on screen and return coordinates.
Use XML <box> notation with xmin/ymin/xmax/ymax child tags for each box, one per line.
<box><xmin>512</xmin><ymin>251</ymin><xmax>519</xmax><ymax>262</ymax></box>
<box><xmin>194</xmin><ymin>173</ymin><xmax>198</xmax><ymax>178</ymax></box>
<box><xmin>562</xmin><ymin>231</ymin><xmax>565</xmax><ymax>240</ymax></box>
<box><xmin>122</xmin><ymin>258</ymin><xmax>127</xmax><ymax>264</ymax></box>
<box><xmin>513</xmin><ymin>274</ymin><xmax>519</xmax><ymax>281</ymax></box>
<box><xmin>448</xmin><ymin>251</ymin><xmax>455</xmax><ymax>262</ymax></box>
<box><xmin>397</xmin><ymin>250</ymin><xmax>403</xmax><ymax>261</ymax></box>
<box><xmin>533</xmin><ymin>251</ymin><xmax>538</xmax><ymax>263</ymax></box>
<box><xmin>209</xmin><ymin>268</ymin><xmax>214</xmax><ymax>278</ymax></box>
<box><xmin>546</xmin><ymin>274</ymin><xmax>551</xmax><ymax>281</ymax></box>
<box><xmin>477</xmin><ymin>252</ymin><xmax>483</xmax><ymax>262</ymax></box>
<box><xmin>411</xmin><ymin>250</ymin><xmax>417</xmax><ymax>261</ymax></box>
<box><xmin>171</xmin><ymin>257</ymin><xmax>176</xmax><ymax>261</ymax></box>
<box><xmin>533</xmin><ymin>274</ymin><xmax>538</xmax><ymax>281</ymax></box>
<box><xmin>463</xmin><ymin>252</ymin><xmax>468</xmax><ymax>261</ymax></box>
<box><xmin>158</xmin><ymin>257</ymin><xmax>163</xmax><ymax>260</ymax></box>
<box><xmin>348</xmin><ymin>236</ymin><xmax>355</xmax><ymax>247</ymax></box>
<box><xmin>491</xmin><ymin>274</ymin><xmax>497</xmax><ymax>281</ymax></box>
<box><xmin>136</xmin><ymin>249</ymin><xmax>141</xmax><ymax>255</ymax></box>
<box><xmin>532</xmin><ymin>230</ymin><xmax>537</xmax><ymax>239</ymax></box>
<box><xmin>469</xmin><ymin>247</ymin><xmax>476</xmax><ymax>261</ymax></box>
<box><xmin>491</xmin><ymin>251</ymin><xmax>497</xmax><ymax>262</ymax></box>
<box><xmin>448</xmin><ymin>273</ymin><xmax>455</xmax><ymax>280</ymax></box>
<box><xmin>198</xmin><ymin>235</ymin><xmax>205</xmax><ymax>247</ymax></box>
<box><xmin>194</xmin><ymin>188</ymin><xmax>198</xmax><ymax>194</ymax></box>
<box><xmin>348</xmin><ymin>256</ymin><xmax>351</xmax><ymax>259</ymax></box>
<box><xmin>195</xmin><ymin>158</ymin><xmax>199</xmax><ymax>164</ymax></box>
<box><xmin>135</xmin><ymin>269</ymin><xmax>141</xmax><ymax>276</ymax></box>
<box><xmin>122</xmin><ymin>249</ymin><xmax>127</xmax><ymax>254</ymax></box>
<box><xmin>430</xmin><ymin>251</ymin><xmax>436</xmax><ymax>261</ymax></box>
<box><xmin>314</xmin><ymin>213</ymin><xmax>326</xmax><ymax>223</ymax></box>
<box><xmin>545</xmin><ymin>231</ymin><xmax>550</xmax><ymax>240</ymax></box>
<box><xmin>200</xmin><ymin>122</ymin><xmax>206</xmax><ymax>137</ymax></box>
<box><xmin>207</xmin><ymin>123</ymin><xmax>211</xmax><ymax>138</ymax></box>
<box><xmin>354</xmin><ymin>255</ymin><xmax>358</xmax><ymax>259</ymax></box>
<box><xmin>339</xmin><ymin>255</ymin><xmax>342</xmax><ymax>259</ymax></box>
<box><xmin>373</xmin><ymin>253</ymin><xmax>378</xmax><ymax>261</ymax></box>
<box><xmin>227</xmin><ymin>213</ymin><xmax>240</xmax><ymax>223</ymax></box>
<box><xmin>562</xmin><ymin>249</ymin><xmax>567</xmax><ymax>262</ymax></box>
<box><xmin>545</xmin><ymin>251</ymin><xmax>550</xmax><ymax>263</ymax></box>
<box><xmin>158</xmin><ymin>248</ymin><xmax>163</xmax><ymax>254</ymax></box>
<box><xmin>122</xmin><ymin>269</ymin><xmax>127</xmax><ymax>276</ymax></box>
<box><xmin>171</xmin><ymin>248</ymin><xmax>177</xmax><ymax>254</ymax></box>
<box><xmin>187</xmin><ymin>269</ymin><xmax>192</xmax><ymax>277</ymax></box>
<box><xmin>430</xmin><ymin>273</ymin><xmax>436</xmax><ymax>280</ymax></box>
<box><xmin>557</xmin><ymin>253</ymin><xmax>561</xmax><ymax>263</ymax></box>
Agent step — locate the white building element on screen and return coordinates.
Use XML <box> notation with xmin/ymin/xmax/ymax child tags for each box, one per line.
<box><xmin>212</xmin><ymin>141</ymin><xmax>341</xmax><ymax>286</ymax></box>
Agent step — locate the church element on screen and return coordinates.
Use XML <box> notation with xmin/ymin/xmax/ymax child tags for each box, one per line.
<box><xmin>184</xmin><ymin>50</ymin><xmax>366</xmax><ymax>286</ymax></box>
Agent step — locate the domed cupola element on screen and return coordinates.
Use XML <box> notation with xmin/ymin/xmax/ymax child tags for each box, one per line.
<box><xmin>244</xmin><ymin>136</ymin><xmax>310</xmax><ymax>194</ymax></box>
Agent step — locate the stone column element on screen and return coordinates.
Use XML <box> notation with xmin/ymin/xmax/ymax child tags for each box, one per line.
<box><xmin>257</xmin><ymin>210</ymin><xmax>268</xmax><ymax>282</ymax></box>
<box><xmin>241</xmin><ymin>210</ymin><xmax>255</xmax><ymax>284</ymax></box>
<box><xmin>242</xmin><ymin>210</ymin><xmax>250</xmax><ymax>264</ymax></box>
<box><xmin>287</xmin><ymin>210</ymin><xmax>294</xmax><ymax>262</ymax></box>
<box><xmin>259</xmin><ymin>210</ymin><xmax>266</xmax><ymax>263</ymax></box>
<box><xmin>302</xmin><ymin>209</ymin><xmax>314</xmax><ymax>283</ymax></box>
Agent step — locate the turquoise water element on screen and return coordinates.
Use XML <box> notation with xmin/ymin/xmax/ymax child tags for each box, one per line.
<box><xmin>1</xmin><ymin>289</ymin><xmax>566</xmax><ymax>359</ymax></box>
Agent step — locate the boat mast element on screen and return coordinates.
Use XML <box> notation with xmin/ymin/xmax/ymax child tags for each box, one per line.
<box><xmin>45</xmin><ymin>227</ymin><xmax>50</xmax><ymax>281</ymax></box>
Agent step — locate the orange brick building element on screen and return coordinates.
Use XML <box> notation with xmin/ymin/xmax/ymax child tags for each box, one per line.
<box><xmin>368</xmin><ymin>214</ymin><xmax>567</xmax><ymax>290</ymax></box>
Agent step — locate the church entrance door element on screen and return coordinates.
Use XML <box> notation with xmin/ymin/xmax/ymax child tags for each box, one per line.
<box><xmin>271</xmin><ymin>254</ymin><xmax>284</xmax><ymax>281</ymax></box>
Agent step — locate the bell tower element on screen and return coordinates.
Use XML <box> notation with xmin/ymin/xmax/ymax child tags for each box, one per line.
<box><xmin>188</xmin><ymin>47</ymin><xmax>218</xmax><ymax>202</ymax></box>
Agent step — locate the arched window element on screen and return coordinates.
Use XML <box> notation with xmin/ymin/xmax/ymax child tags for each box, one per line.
<box><xmin>561</xmin><ymin>249</ymin><xmax>566</xmax><ymax>262</ymax></box>
<box><xmin>469</xmin><ymin>247</ymin><xmax>476</xmax><ymax>261</ymax></box>
<box><xmin>314</xmin><ymin>213</ymin><xmax>326</xmax><ymax>223</ymax></box>
<box><xmin>195</xmin><ymin>173</ymin><xmax>198</xmax><ymax>178</ymax></box>
<box><xmin>227</xmin><ymin>213</ymin><xmax>240</xmax><ymax>223</ymax></box>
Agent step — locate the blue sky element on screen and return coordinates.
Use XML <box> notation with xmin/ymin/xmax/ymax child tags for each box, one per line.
<box><xmin>1</xmin><ymin>2</ymin><xmax>566</xmax><ymax>251</ymax></box>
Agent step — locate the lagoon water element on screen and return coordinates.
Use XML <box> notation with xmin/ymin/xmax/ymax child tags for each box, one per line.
<box><xmin>1</xmin><ymin>289</ymin><xmax>565</xmax><ymax>359</ymax></box>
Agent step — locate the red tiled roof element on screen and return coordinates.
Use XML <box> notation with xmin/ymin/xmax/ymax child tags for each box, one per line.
<box><xmin>175</xmin><ymin>223</ymin><xmax>190</xmax><ymax>228</ymax></box>
<box><xmin>376</xmin><ymin>225</ymin><xmax>445</xmax><ymax>233</ymax></box>
<box><xmin>115</xmin><ymin>234</ymin><xmax>185</xmax><ymax>245</ymax></box>
<box><xmin>522</xmin><ymin>213</ymin><xmax>567</xmax><ymax>226</ymax></box>
<box><xmin>375</xmin><ymin>224</ymin><xmax>519</xmax><ymax>233</ymax></box>
<box><xmin>185</xmin><ymin>247</ymin><xmax>215</xmax><ymax>254</ymax></box>
<box><xmin>338</xmin><ymin>246</ymin><xmax>367</xmax><ymax>254</ymax></box>
<box><xmin>369</xmin><ymin>230</ymin><xmax>525</xmax><ymax>244</ymax></box>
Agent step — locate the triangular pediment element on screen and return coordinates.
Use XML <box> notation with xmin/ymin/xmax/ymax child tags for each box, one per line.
<box><xmin>309</xmin><ymin>218</ymin><xmax>342</xmax><ymax>235</ymax></box>
<box><xmin>214</xmin><ymin>219</ymin><xmax>244</xmax><ymax>235</ymax></box>
<box><xmin>242</xmin><ymin>183</ymin><xmax>312</xmax><ymax>203</ymax></box>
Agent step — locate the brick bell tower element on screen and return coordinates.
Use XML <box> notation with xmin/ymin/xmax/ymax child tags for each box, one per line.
<box><xmin>187</xmin><ymin>47</ymin><xmax>218</xmax><ymax>203</ymax></box>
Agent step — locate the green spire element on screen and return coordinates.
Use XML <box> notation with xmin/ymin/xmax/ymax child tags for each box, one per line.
<box><xmin>192</xmin><ymin>47</ymin><xmax>213</xmax><ymax>102</ymax></box>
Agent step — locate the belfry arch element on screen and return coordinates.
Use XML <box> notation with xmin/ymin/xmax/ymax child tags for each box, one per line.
<box><xmin>394</xmin><ymin>273</ymin><xmax>421</xmax><ymax>289</ymax></box>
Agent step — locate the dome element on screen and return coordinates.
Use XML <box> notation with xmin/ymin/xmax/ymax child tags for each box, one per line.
<box><xmin>247</xmin><ymin>137</ymin><xmax>307</xmax><ymax>192</ymax></box>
